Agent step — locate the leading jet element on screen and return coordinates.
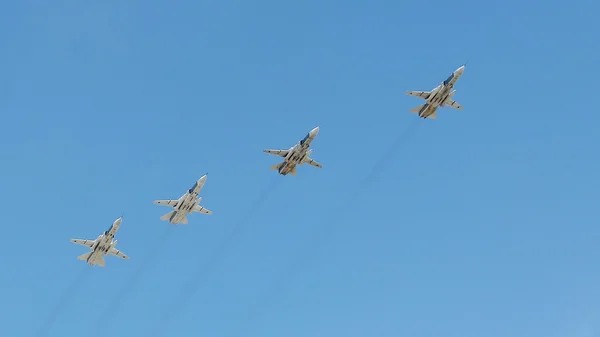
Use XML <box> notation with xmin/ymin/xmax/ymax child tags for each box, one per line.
<box><xmin>70</xmin><ymin>217</ymin><xmax>129</xmax><ymax>267</ymax></box>
<box><xmin>406</xmin><ymin>65</ymin><xmax>466</xmax><ymax>119</ymax></box>
<box><xmin>154</xmin><ymin>174</ymin><xmax>213</xmax><ymax>224</ymax></box>
<box><xmin>264</xmin><ymin>126</ymin><xmax>323</xmax><ymax>176</ymax></box>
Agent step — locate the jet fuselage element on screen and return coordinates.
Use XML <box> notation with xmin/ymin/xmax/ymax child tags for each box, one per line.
<box><xmin>166</xmin><ymin>179</ymin><xmax>205</xmax><ymax>224</ymax></box>
<box><xmin>154</xmin><ymin>174</ymin><xmax>212</xmax><ymax>224</ymax></box>
<box><xmin>425</xmin><ymin>67</ymin><xmax>464</xmax><ymax>109</ymax></box>
<box><xmin>85</xmin><ymin>218</ymin><xmax>121</xmax><ymax>265</ymax></box>
<box><xmin>278</xmin><ymin>128</ymin><xmax>318</xmax><ymax>175</ymax></box>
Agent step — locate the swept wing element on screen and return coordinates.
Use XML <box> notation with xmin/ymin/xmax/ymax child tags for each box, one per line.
<box><xmin>302</xmin><ymin>157</ymin><xmax>322</xmax><ymax>168</ymax></box>
<box><xmin>193</xmin><ymin>204</ymin><xmax>212</xmax><ymax>214</ymax></box>
<box><xmin>109</xmin><ymin>247</ymin><xmax>129</xmax><ymax>260</ymax></box>
<box><xmin>154</xmin><ymin>200</ymin><xmax>178</xmax><ymax>207</ymax></box>
<box><xmin>264</xmin><ymin>149</ymin><xmax>289</xmax><ymax>157</ymax></box>
<box><xmin>71</xmin><ymin>239</ymin><xmax>95</xmax><ymax>247</ymax></box>
<box><xmin>446</xmin><ymin>99</ymin><xmax>463</xmax><ymax>109</ymax></box>
<box><xmin>406</xmin><ymin>91</ymin><xmax>431</xmax><ymax>99</ymax></box>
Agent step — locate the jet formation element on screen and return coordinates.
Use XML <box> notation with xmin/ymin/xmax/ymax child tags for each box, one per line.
<box><xmin>406</xmin><ymin>65</ymin><xmax>465</xmax><ymax>119</ymax></box>
<box><xmin>69</xmin><ymin>65</ymin><xmax>467</xmax><ymax>266</ymax></box>
<box><xmin>264</xmin><ymin>126</ymin><xmax>323</xmax><ymax>176</ymax></box>
<box><xmin>70</xmin><ymin>217</ymin><xmax>129</xmax><ymax>267</ymax></box>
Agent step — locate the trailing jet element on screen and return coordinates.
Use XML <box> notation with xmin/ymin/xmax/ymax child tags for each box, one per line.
<box><xmin>70</xmin><ymin>217</ymin><xmax>129</xmax><ymax>267</ymax></box>
<box><xmin>154</xmin><ymin>174</ymin><xmax>213</xmax><ymax>224</ymax></box>
<box><xmin>406</xmin><ymin>65</ymin><xmax>466</xmax><ymax>119</ymax></box>
<box><xmin>264</xmin><ymin>126</ymin><xmax>323</xmax><ymax>176</ymax></box>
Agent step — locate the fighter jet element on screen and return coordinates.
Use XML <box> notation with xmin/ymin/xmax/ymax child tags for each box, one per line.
<box><xmin>406</xmin><ymin>65</ymin><xmax>466</xmax><ymax>119</ymax></box>
<box><xmin>264</xmin><ymin>126</ymin><xmax>323</xmax><ymax>176</ymax></box>
<box><xmin>70</xmin><ymin>217</ymin><xmax>129</xmax><ymax>267</ymax></box>
<box><xmin>154</xmin><ymin>174</ymin><xmax>213</xmax><ymax>224</ymax></box>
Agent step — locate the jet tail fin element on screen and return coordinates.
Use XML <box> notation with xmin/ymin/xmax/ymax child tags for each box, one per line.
<box><xmin>77</xmin><ymin>252</ymin><xmax>91</xmax><ymax>261</ymax></box>
<box><xmin>269</xmin><ymin>162</ymin><xmax>284</xmax><ymax>170</ymax></box>
<box><xmin>160</xmin><ymin>211</ymin><xmax>175</xmax><ymax>221</ymax></box>
<box><xmin>409</xmin><ymin>104</ymin><xmax>424</xmax><ymax>113</ymax></box>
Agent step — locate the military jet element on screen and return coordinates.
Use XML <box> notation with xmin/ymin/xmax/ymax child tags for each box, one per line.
<box><xmin>154</xmin><ymin>174</ymin><xmax>213</xmax><ymax>224</ymax></box>
<box><xmin>406</xmin><ymin>65</ymin><xmax>465</xmax><ymax>119</ymax></box>
<box><xmin>264</xmin><ymin>126</ymin><xmax>323</xmax><ymax>176</ymax></box>
<box><xmin>70</xmin><ymin>217</ymin><xmax>129</xmax><ymax>267</ymax></box>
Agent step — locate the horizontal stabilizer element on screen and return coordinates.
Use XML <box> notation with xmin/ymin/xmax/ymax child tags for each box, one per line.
<box><xmin>409</xmin><ymin>104</ymin><xmax>424</xmax><ymax>113</ymax></box>
<box><xmin>181</xmin><ymin>216</ymin><xmax>188</xmax><ymax>225</ymax></box>
<box><xmin>269</xmin><ymin>162</ymin><xmax>284</xmax><ymax>170</ymax></box>
<box><xmin>427</xmin><ymin>111</ymin><xmax>437</xmax><ymax>119</ymax></box>
<box><xmin>290</xmin><ymin>167</ymin><xmax>297</xmax><ymax>176</ymax></box>
<box><xmin>97</xmin><ymin>256</ymin><xmax>105</xmax><ymax>267</ymax></box>
<box><xmin>160</xmin><ymin>211</ymin><xmax>174</xmax><ymax>221</ymax></box>
<box><xmin>77</xmin><ymin>252</ymin><xmax>91</xmax><ymax>261</ymax></box>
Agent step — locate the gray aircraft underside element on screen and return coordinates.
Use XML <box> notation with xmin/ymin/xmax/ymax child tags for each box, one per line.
<box><xmin>70</xmin><ymin>217</ymin><xmax>130</xmax><ymax>267</ymax></box>
<box><xmin>406</xmin><ymin>65</ymin><xmax>466</xmax><ymax>119</ymax></box>
<box><xmin>154</xmin><ymin>174</ymin><xmax>213</xmax><ymax>225</ymax></box>
<box><xmin>264</xmin><ymin>126</ymin><xmax>323</xmax><ymax>176</ymax></box>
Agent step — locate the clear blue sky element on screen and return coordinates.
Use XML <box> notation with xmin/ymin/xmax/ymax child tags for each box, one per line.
<box><xmin>1</xmin><ymin>0</ymin><xmax>599</xmax><ymax>336</ymax></box>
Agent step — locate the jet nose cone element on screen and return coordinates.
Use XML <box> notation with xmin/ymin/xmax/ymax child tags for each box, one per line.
<box><xmin>456</xmin><ymin>65</ymin><xmax>465</xmax><ymax>74</ymax></box>
<box><xmin>114</xmin><ymin>217</ymin><xmax>122</xmax><ymax>226</ymax></box>
<box><xmin>309</xmin><ymin>126</ymin><xmax>320</xmax><ymax>137</ymax></box>
<box><xmin>199</xmin><ymin>173</ymin><xmax>208</xmax><ymax>182</ymax></box>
